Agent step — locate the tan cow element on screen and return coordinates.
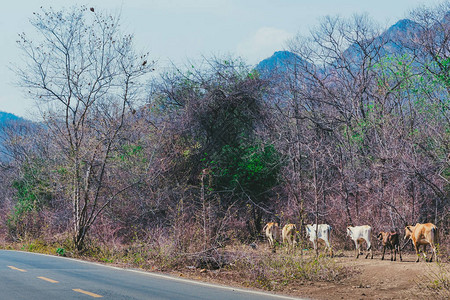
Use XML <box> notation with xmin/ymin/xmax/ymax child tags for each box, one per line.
<box><xmin>282</xmin><ymin>223</ymin><xmax>297</xmax><ymax>253</ymax></box>
<box><xmin>404</xmin><ymin>223</ymin><xmax>438</xmax><ymax>262</ymax></box>
<box><xmin>263</xmin><ymin>222</ymin><xmax>281</xmax><ymax>252</ymax></box>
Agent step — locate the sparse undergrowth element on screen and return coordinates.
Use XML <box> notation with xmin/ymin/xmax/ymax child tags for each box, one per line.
<box><xmin>417</xmin><ymin>262</ymin><xmax>450</xmax><ymax>300</ymax></box>
<box><xmin>224</xmin><ymin>249</ymin><xmax>350</xmax><ymax>291</ymax></box>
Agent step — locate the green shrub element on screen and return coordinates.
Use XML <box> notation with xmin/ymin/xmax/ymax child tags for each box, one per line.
<box><xmin>56</xmin><ymin>248</ymin><xmax>66</xmax><ymax>256</ymax></box>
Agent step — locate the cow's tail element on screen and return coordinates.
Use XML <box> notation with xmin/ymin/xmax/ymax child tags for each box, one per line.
<box><xmin>431</xmin><ymin>226</ymin><xmax>438</xmax><ymax>245</ymax></box>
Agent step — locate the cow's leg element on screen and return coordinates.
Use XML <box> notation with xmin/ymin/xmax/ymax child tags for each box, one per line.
<box><xmin>398</xmin><ymin>244</ymin><xmax>402</xmax><ymax>261</ymax></box>
<box><xmin>392</xmin><ymin>245</ymin><xmax>396</xmax><ymax>261</ymax></box>
<box><xmin>381</xmin><ymin>246</ymin><xmax>386</xmax><ymax>260</ymax></box>
<box><xmin>390</xmin><ymin>246</ymin><xmax>394</xmax><ymax>261</ymax></box>
<box><xmin>290</xmin><ymin>238</ymin><xmax>296</xmax><ymax>254</ymax></box>
<box><xmin>413</xmin><ymin>242</ymin><xmax>420</xmax><ymax>262</ymax></box>
<box><xmin>434</xmin><ymin>245</ymin><xmax>438</xmax><ymax>263</ymax></box>
<box><xmin>365</xmin><ymin>242</ymin><xmax>373</xmax><ymax>259</ymax></box>
<box><xmin>422</xmin><ymin>244</ymin><xmax>428</xmax><ymax>262</ymax></box>
<box><xmin>324</xmin><ymin>240</ymin><xmax>333</xmax><ymax>257</ymax></box>
<box><xmin>354</xmin><ymin>240</ymin><xmax>360</xmax><ymax>259</ymax></box>
<box><xmin>359</xmin><ymin>241</ymin><xmax>364</xmax><ymax>256</ymax></box>
<box><xmin>268</xmin><ymin>236</ymin><xmax>275</xmax><ymax>252</ymax></box>
<box><xmin>429</xmin><ymin>244</ymin><xmax>437</xmax><ymax>263</ymax></box>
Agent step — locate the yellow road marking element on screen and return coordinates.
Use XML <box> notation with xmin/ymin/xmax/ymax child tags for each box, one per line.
<box><xmin>8</xmin><ymin>266</ymin><xmax>26</xmax><ymax>272</ymax></box>
<box><xmin>37</xmin><ymin>276</ymin><xmax>59</xmax><ymax>283</ymax></box>
<box><xmin>73</xmin><ymin>289</ymin><xmax>103</xmax><ymax>298</ymax></box>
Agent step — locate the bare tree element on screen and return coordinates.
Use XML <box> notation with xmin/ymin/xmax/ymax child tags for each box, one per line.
<box><xmin>15</xmin><ymin>6</ymin><xmax>154</xmax><ymax>250</ymax></box>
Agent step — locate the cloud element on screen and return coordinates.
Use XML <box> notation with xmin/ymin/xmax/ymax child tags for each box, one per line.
<box><xmin>236</xmin><ymin>27</ymin><xmax>293</xmax><ymax>64</ymax></box>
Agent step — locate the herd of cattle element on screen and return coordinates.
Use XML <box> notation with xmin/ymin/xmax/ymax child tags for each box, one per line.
<box><xmin>263</xmin><ymin>222</ymin><xmax>439</xmax><ymax>262</ymax></box>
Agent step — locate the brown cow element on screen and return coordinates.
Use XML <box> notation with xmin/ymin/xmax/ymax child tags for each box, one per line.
<box><xmin>377</xmin><ymin>231</ymin><xmax>402</xmax><ymax>261</ymax></box>
<box><xmin>404</xmin><ymin>223</ymin><xmax>438</xmax><ymax>262</ymax></box>
<box><xmin>282</xmin><ymin>224</ymin><xmax>297</xmax><ymax>253</ymax></box>
<box><xmin>263</xmin><ymin>222</ymin><xmax>281</xmax><ymax>252</ymax></box>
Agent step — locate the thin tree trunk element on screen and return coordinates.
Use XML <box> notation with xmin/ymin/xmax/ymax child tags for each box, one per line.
<box><xmin>313</xmin><ymin>159</ymin><xmax>319</xmax><ymax>258</ymax></box>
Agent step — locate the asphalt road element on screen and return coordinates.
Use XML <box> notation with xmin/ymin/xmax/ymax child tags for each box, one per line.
<box><xmin>0</xmin><ymin>250</ymin><xmax>303</xmax><ymax>299</ymax></box>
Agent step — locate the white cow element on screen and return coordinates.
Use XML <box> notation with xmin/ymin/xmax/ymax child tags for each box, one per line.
<box><xmin>347</xmin><ymin>225</ymin><xmax>373</xmax><ymax>259</ymax></box>
<box><xmin>305</xmin><ymin>224</ymin><xmax>333</xmax><ymax>256</ymax></box>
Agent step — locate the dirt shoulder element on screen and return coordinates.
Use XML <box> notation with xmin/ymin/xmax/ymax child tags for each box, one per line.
<box><xmin>300</xmin><ymin>254</ymin><xmax>443</xmax><ymax>300</ymax></box>
<box><xmin>172</xmin><ymin>251</ymin><xmax>448</xmax><ymax>300</ymax></box>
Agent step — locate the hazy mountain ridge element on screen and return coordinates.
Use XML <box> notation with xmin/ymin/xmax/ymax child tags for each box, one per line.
<box><xmin>0</xmin><ymin>111</ymin><xmax>23</xmax><ymax>124</ymax></box>
<box><xmin>256</xmin><ymin>51</ymin><xmax>305</xmax><ymax>75</ymax></box>
<box><xmin>0</xmin><ymin>111</ymin><xmax>29</xmax><ymax>161</ymax></box>
<box><xmin>257</xmin><ymin>14</ymin><xmax>448</xmax><ymax>75</ymax></box>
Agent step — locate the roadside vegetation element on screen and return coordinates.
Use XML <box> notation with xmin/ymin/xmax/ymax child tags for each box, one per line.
<box><xmin>417</xmin><ymin>262</ymin><xmax>450</xmax><ymax>299</ymax></box>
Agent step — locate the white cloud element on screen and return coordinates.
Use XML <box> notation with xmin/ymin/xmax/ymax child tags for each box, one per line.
<box><xmin>236</xmin><ymin>27</ymin><xmax>293</xmax><ymax>64</ymax></box>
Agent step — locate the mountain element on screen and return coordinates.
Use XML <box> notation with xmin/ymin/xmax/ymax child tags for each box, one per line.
<box><xmin>379</xmin><ymin>18</ymin><xmax>420</xmax><ymax>53</ymax></box>
<box><xmin>0</xmin><ymin>111</ymin><xmax>22</xmax><ymax>124</ymax></box>
<box><xmin>257</xmin><ymin>13</ymin><xmax>448</xmax><ymax>78</ymax></box>
<box><xmin>255</xmin><ymin>50</ymin><xmax>318</xmax><ymax>84</ymax></box>
<box><xmin>0</xmin><ymin>111</ymin><xmax>29</xmax><ymax>161</ymax></box>
<box><xmin>256</xmin><ymin>51</ymin><xmax>305</xmax><ymax>75</ymax></box>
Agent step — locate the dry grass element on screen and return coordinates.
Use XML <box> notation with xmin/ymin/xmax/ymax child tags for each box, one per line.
<box><xmin>219</xmin><ymin>245</ymin><xmax>350</xmax><ymax>291</ymax></box>
<box><xmin>416</xmin><ymin>262</ymin><xmax>450</xmax><ymax>300</ymax></box>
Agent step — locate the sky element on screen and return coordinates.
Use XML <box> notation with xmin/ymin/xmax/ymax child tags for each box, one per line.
<box><xmin>0</xmin><ymin>0</ymin><xmax>442</xmax><ymax>119</ymax></box>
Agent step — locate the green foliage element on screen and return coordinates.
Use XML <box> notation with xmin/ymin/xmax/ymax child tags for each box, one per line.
<box><xmin>205</xmin><ymin>143</ymin><xmax>282</xmax><ymax>201</ymax></box>
<box><xmin>247</xmin><ymin>70</ymin><xmax>260</xmax><ymax>80</ymax></box>
<box><xmin>116</xmin><ymin>144</ymin><xmax>144</xmax><ymax>162</ymax></box>
<box><xmin>2</xmin><ymin>157</ymin><xmax>49</xmax><ymax>242</ymax></box>
<box><xmin>373</xmin><ymin>54</ymin><xmax>415</xmax><ymax>91</ymax></box>
<box><xmin>432</xmin><ymin>56</ymin><xmax>450</xmax><ymax>88</ymax></box>
<box><xmin>20</xmin><ymin>240</ymin><xmax>48</xmax><ymax>253</ymax></box>
<box><xmin>7</xmin><ymin>160</ymin><xmax>53</xmax><ymax>240</ymax></box>
<box><xmin>11</xmin><ymin>161</ymin><xmax>52</xmax><ymax>216</ymax></box>
<box><xmin>56</xmin><ymin>247</ymin><xmax>66</xmax><ymax>256</ymax></box>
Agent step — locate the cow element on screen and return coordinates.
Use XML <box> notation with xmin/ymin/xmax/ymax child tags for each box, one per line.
<box><xmin>263</xmin><ymin>222</ymin><xmax>281</xmax><ymax>252</ymax></box>
<box><xmin>404</xmin><ymin>223</ymin><xmax>438</xmax><ymax>262</ymax></box>
<box><xmin>377</xmin><ymin>231</ymin><xmax>402</xmax><ymax>261</ymax></box>
<box><xmin>347</xmin><ymin>225</ymin><xmax>373</xmax><ymax>259</ymax></box>
<box><xmin>305</xmin><ymin>224</ymin><xmax>333</xmax><ymax>256</ymax></box>
<box><xmin>282</xmin><ymin>223</ymin><xmax>297</xmax><ymax>253</ymax></box>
